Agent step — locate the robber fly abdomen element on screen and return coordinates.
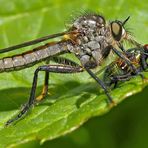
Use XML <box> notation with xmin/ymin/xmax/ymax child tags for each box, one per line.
<box><xmin>0</xmin><ymin>40</ymin><xmax>72</xmax><ymax>72</ymax></box>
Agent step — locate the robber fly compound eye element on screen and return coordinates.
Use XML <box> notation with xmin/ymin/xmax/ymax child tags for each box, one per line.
<box><xmin>111</xmin><ymin>21</ymin><xmax>125</xmax><ymax>41</ymax></box>
<box><xmin>110</xmin><ymin>16</ymin><xmax>130</xmax><ymax>42</ymax></box>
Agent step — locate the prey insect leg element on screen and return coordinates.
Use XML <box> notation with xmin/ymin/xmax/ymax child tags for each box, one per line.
<box><xmin>112</xmin><ymin>47</ymin><xmax>138</xmax><ymax>73</ymax></box>
<box><xmin>5</xmin><ymin>64</ymin><xmax>83</xmax><ymax>126</ymax></box>
<box><xmin>109</xmin><ymin>73</ymin><xmax>132</xmax><ymax>88</ymax></box>
<box><xmin>112</xmin><ymin>47</ymin><xmax>146</xmax><ymax>80</ymax></box>
<box><xmin>141</xmin><ymin>53</ymin><xmax>148</xmax><ymax>70</ymax></box>
<box><xmin>116</xmin><ymin>44</ymin><xmax>146</xmax><ymax>79</ymax></box>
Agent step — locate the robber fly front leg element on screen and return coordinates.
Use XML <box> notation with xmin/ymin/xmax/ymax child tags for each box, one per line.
<box><xmin>84</xmin><ymin>66</ymin><xmax>114</xmax><ymax>104</ymax></box>
<box><xmin>5</xmin><ymin>64</ymin><xmax>83</xmax><ymax>126</ymax></box>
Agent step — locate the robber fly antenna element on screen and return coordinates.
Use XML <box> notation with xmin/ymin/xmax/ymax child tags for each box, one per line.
<box><xmin>122</xmin><ymin>16</ymin><xmax>130</xmax><ymax>26</ymax></box>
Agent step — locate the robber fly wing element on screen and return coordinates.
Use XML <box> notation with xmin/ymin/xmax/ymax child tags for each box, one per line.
<box><xmin>0</xmin><ymin>30</ymin><xmax>76</xmax><ymax>54</ymax></box>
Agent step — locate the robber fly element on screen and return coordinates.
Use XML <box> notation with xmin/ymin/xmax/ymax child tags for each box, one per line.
<box><xmin>103</xmin><ymin>44</ymin><xmax>148</xmax><ymax>88</ymax></box>
<box><xmin>0</xmin><ymin>12</ymin><xmax>141</xmax><ymax>126</ymax></box>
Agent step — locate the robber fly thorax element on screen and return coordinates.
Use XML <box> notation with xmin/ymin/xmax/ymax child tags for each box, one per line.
<box><xmin>65</xmin><ymin>14</ymin><xmax>130</xmax><ymax>68</ymax></box>
<box><xmin>0</xmin><ymin>13</ymin><xmax>141</xmax><ymax>126</ymax></box>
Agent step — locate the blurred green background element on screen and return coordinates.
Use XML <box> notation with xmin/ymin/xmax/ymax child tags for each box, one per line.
<box><xmin>0</xmin><ymin>0</ymin><xmax>147</xmax><ymax>147</ymax></box>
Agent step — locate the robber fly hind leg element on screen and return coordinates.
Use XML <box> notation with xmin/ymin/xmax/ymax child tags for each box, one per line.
<box><xmin>35</xmin><ymin>59</ymin><xmax>51</xmax><ymax>102</ymax></box>
<box><xmin>5</xmin><ymin>64</ymin><xmax>83</xmax><ymax>126</ymax></box>
<box><xmin>36</xmin><ymin>71</ymin><xmax>49</xmax><ymax>102</ymax></box>
<box><xmin>36</xmin><ymin>57</ymin><xmax>81</xmax><ymax>102</ymax></box>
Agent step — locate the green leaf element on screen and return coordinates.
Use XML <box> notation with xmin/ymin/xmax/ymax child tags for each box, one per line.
<box><xmin>0</xmin><ymin>0</ymin><xmax>147</xmax><ymax>147</ymax></box>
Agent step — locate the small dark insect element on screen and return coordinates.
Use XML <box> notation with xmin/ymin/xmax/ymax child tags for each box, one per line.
<box><xmin>0</xmin><ymin>12</ymin><xmax>141</xmax><ymax>126</ymax></box>
<box><xmin>103</xmin><ymin>44</ymin><xmax>148</xmax><ymax>88</ymax></box>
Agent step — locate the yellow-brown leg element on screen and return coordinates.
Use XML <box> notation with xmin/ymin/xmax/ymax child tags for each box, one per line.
<box><xmin>36</xmin><ymin>71</ymin><xmax>49</xmax><ymax>101</ymax></box>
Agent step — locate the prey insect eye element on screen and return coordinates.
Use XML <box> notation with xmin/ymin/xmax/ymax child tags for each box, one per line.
<box><xmin>111</xmin><ymin>21</ymin><xmax>124</xmax><ymax>41</ymax></box>
<box><xmin>144</xmin><ymin>44</ymin><xmax>148</xmax><ymax>52</ymax></box>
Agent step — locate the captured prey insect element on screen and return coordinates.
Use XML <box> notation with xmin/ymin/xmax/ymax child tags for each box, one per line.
<box><xmin>103</xmin><ymin>44</ymin><xmax>148</xmax><ymax>88</ymax></box>
<box><xmin>0</xmin><ymin>12</ymin><xmax>141</xmax><ymax>126</ymax></box>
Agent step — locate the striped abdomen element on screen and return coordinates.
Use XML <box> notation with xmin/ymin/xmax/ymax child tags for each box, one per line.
<box><xmin>0</xmin><ymin>40</ymin><xmax>71</xmax><ymax>72</ymax></box>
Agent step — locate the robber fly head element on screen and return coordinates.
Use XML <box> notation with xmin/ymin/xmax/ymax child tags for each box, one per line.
<box><xmin>110</xmin><ymin>16</ymin><xmax>141</xmax><ymax>47</ymax></box>
<box><xmin>110</xmin><ymin>16</ymin><xmax>130</xmax><ymax>42</ymax></box>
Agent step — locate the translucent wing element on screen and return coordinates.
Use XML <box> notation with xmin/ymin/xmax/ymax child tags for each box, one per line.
<box><xmin>0</xmin><ymin>30</ymin><xmax>76</xmax><ymax>54</ymax></box>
